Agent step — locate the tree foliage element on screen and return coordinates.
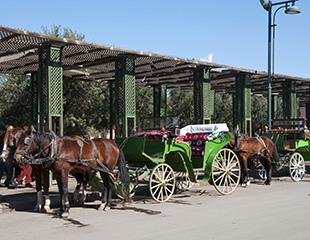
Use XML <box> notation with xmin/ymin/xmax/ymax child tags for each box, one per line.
<box><xmin>167</xmin><ymin>89</ymin><xmax>194</xmax><ymax>127</ymax></box>
<box><xmin>0</xmin><ymin>74</ymin><xmax>31</xmax><ymax>128</ymax></box>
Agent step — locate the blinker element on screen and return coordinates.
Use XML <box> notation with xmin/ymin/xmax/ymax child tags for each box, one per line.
<box><xmin>24</xmin><ymin>137</ymin><xmax>32</xmax><ymax>145</ymax></box>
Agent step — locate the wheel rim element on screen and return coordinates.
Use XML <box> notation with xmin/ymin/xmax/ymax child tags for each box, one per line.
<box><xmin>212</xmin><ymin>148</ymin><xmax>241</xmax><ymax>195</ymax></box>
<box><xmin>149</xmin><ymin>164</ymin><xmax>175</xmax><ymax>202</ymax></box>
<box><xmin>257</xmin><ymin>167</ymin><xmax>267</xmax><ymax>180</ymax></box>
<box><xmin>175</xmin><ymin>172</ymin><xmax>194</xmax><ymax>192</ymax></box>
<box><xmin>289</xmin><ymin>152</ymin><xmax>305</xmax><ymax>182</ymax></box>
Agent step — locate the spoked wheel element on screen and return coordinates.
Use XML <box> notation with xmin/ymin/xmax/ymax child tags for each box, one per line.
<box><xmin>212</xmin><ymin>148</ymin><xmax>241</xmax><ymax>195</ymax></box>
<box><xmin>175</xmin><ymin>172</ymin><xmax>194</xmax><ymax>192</ymax></box>
<box><xmin>289</xmin><ymin>152</ymin><xmax>305</xmax><ymax>182</ymax></box>
<box><xmin>149</xmin><ymin>163</ymin><xmax>175</xmax><ymax>203</ymax></box>
<box><xmin>257</xmin><ymin>167</ymin><xmax>267</xmax><ymax>181</ymax></box>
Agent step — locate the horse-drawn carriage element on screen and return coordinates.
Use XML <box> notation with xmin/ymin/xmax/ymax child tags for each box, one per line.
<box><xmin>266</xmin><ymin>119</ymin><xmax>309</xmax><ymax>182</ymax></box>
<box><xmin>117</xmin><ymin>123</ymin><xmax>241</xmax><ymax>202</ymax></box>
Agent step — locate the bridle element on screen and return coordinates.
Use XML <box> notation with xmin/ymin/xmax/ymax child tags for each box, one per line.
<box><xmin>20</xmin><ymin>133</ymin><xmax>55</xmax><ymax>162</ymax></box>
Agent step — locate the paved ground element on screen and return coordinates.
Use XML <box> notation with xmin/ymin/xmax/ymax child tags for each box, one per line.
<box><xmin>1</xmin><ymin>174</ymin><xmax>310</xmax><ymax>240</ymax></box>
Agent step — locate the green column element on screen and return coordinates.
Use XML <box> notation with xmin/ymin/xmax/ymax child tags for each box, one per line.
<box><xmin>233</xmin><ymin>73</ymin><xmax>252</xmax><ymax>135</ymax></box>
<box><xmin>109</xmin><ymin>80</ymin><xmax>116</xmax><ymax>139</ymax></box>
<box><xmin>271</xmin><ymin>94</ymin><xmax>278</xmax><ymax>120</ymax></box>
<box><xmin>306</xmin><ymin>103</ymin><xmax>310</xmax><ymax>128</ymax></box>
<box><xmin>282</xmin><ymin>79</ymin><xmax>297</xmax><ymax>119</ymax></box>
<box><xmin>153</xmin><ymin>85</ymin><xmax>167</xmax><ymax>128</ymax></box>
<box><xmin>153</xmin><ymin>85</ymin><xmax>161</xmax><ymax>128</ymax></box>
<box><xmin>30</xmin><ymin>72</ymin><xmax>39</xmax><ymax>130</ymax></box>
<box><xmin>38</xmin><ymin>44</ymin><xmax>63</xmax><ymax>135</ymax></box>
<box><xmin>115</xmin><ymin>56</ymin><xmax>136</xmax><ymax>138</ymax></box>
<box><xmin>193</xmin><ymin>67</ymin><xmax>214</xmax><ymax>124</ymax></box>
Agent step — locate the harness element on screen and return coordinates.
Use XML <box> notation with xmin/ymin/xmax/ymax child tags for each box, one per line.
<box><xmin>23</xmin><ymin>134</ymin><xmax>111</xmax><ymax>174</ymax></box>
<box><xmin>233</xmin><ymin>134</ymin><xmax>271</xmax><ymax>159</ymax></box>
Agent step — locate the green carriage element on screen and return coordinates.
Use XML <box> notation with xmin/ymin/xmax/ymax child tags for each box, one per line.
<box><xmin>118</xmin><ymin>123</ymin><xmax>241</xmax><ymax>202</ymax></box>
<box><xmin>268</xmin><ymin>119</ymin><xmax>309</xmax><ymax>182</ymax></box>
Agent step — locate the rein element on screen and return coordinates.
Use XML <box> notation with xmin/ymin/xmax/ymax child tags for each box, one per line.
<box><xmin>23</xmin><ymin>135</ymin><xmax>110</xmax><ymax>174</ymax></box>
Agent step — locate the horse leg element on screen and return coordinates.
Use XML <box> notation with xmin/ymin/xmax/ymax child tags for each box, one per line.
<box><xmin>261</xmin><ymin>158</ymin><xmax>272</xmax><ymax>185</ymax></box>
<box><xmin>42</xmin><ymin>169</ymin><xmax>51</xmax><ymax>212</ymax></box>
<box><xmin>81</xmin><ymin>173</ymin><xmax>89</xmax><ymax>203</ymax></box>
<box><xmin>33</xmin><ymin>166</ymin><xmax>44</xmax><ymax>212</ymax></box>
<box><xmin>98</xmin><ymin>172</ymin><xmax>113</xmax><ymax>211</ymax></box>
<box><xmin>72</xmin><ymin>173</ymin><xmax>85</xmax><ymax>206</ymax></box>
<box><xmin>72</xmin><ymin>172</ymin><xmax>81</xmax><ymax>205</ymax></box>
<box><xmin>60</xmin><ymin>168</ymin><xmax>70</xmax><ymax>217</ymax></box>
<box><xmin>241</xmin><ymin>157</ymin><xmax>250</xmax><ymax>187</ymax></box>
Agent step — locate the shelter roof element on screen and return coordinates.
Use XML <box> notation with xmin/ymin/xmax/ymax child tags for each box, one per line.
<box><xmin>0</xmin><ymin>25</ymin><xmax>309</xmax><ymax>104</ymax></box>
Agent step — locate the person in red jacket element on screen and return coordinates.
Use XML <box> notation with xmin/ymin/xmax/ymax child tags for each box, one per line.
<box><xmin>14</xmin><ymin>124</ymin><xmax>33</xmax><ymax>188</ymax></box>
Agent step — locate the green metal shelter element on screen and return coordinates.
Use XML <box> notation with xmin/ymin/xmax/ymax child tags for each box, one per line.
<box><xmin>0</xmin><ymin>25</ymin><xmax>309</xmax><ymax>136</ymax></box>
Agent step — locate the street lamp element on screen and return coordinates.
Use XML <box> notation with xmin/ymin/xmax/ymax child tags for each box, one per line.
<box><xmin>259</xmin><ymin>0</ymin><xmax>301</xmax><ymax>130</ymax></box>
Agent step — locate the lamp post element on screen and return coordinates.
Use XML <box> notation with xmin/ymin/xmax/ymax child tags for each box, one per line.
<box><xmin>259</xmin><ymin>0</ymin><xmax>301</xmax><ymax>130</ymax></box>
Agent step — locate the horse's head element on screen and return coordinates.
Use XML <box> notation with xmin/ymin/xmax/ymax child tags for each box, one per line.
<box><xmin>0</xmin><ymin>125</ymin><xmax>22</xmax><ymax>162</ymax></box>
<box><xmin>14</xmin><ymin>128</ymin><xmax>39</xmax><ymax>163</ymax></box>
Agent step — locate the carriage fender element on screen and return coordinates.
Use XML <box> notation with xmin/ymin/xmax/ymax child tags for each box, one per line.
<box><xmin>203</xmin><ymin>132</ymin><xmax>232</xmax><ymax>181</ymax></box>
<box><xmin>164</xmin><ymin>139</ymin><xmax>196</xmax><ymax>182</ymax></box>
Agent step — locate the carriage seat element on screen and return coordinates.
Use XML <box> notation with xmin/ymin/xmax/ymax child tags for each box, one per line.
<box><xmin>283</xmin><ymin>140</ymin><xmax>296</xmax><ymax>151</ymax></box>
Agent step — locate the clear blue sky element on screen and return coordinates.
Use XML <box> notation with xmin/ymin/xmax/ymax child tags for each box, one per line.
<box><xmin>1</xmin><ymin>0</ymin><xmax>309</xmax><ymax>77</ymax></box>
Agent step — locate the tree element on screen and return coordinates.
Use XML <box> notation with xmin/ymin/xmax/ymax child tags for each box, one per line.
<box><xmin>0</xmin><ymin>74</ymin><xmax>31</xmax><ymax>128</ymax></box>
<box><xmin>213</xmin><ymin>93</ymin><xmax>233</xmax><ymax>129</ymax></box>
<box><xmin>167</xmin><ymin>89</ymin><xmax>194</xmax><ymax>127</ymax></box>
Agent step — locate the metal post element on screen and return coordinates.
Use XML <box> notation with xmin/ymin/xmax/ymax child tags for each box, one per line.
<box><xmin>282</xmin><ymin>79</ymin><xmax>297</xmax><ymax>119</ymax></box>
<box><xmin>109</xmin><ymin>80</ymin><xmax>116</xmax><ymax>139</ymax></box>
<box><xmin>262</xmin><ymin>0</ymin><xmax>300</xmax><ymax>129</ymax></box>
<box><xmin>271</xmin><ymin>94</ymin><xmax>278</xmax><ymax>120</ymax></box>
<box><xmin>233</xmin><ymin>73</ymin><xmax>252</xmax><ymax>135</ymax></box>
<box><xmin>115</xmin><ymin>56</ymin><xmax>136</xmax><ymax>138</ymax></box>
<box><xmin>153</xmin><ymin>85</ymin><xmax>161</xmax><ymax>128</ymax></box>
<box><xmin>38</xmin><ymin>44</ymin><xmax>63</xmax><ymax>136</ymax></box>
<box><xmin>30</xmin><ymin>72</ymin><xmax>39</xmax><ymax>130</ymax></box>
<box><xmin>193</xmin><ymin>67</ymin><xmax>213</xmax><ymax>124</ymax></box>
<box><xmin>267</xmin><ymin>4</ymin><xmax>273</xmax><ymax>130</ymax></box>
<box><xmin>306</xmin><ymin>102</ymin><xmax>310</xmax><ymax>128</ymax></box>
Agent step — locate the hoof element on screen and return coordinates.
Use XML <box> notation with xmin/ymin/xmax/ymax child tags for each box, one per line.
<box><xmin>246</xmin><ymin>181</ymin><xmax>251</xmax><ymax>187</ymax></box>
<box><xmin>97</xmin><ymin>203</ymin><xmax>107</xmax><ymax>211</ymax></box>
<box><xmin>109</xmin><ymin>202</ymin><xmax>117</xmax><ymax>209</ymax></box>
<box><xmin>43</xmin><ymin>206</ymin><xmax>52</xmax><ymax>213</ymax></box>
<box><xmin>264</xmin><ymin>181</ymin><xmax>271</xmax><ymax>185</ymax></box>
<box><xmin>34</xmin><ymin>205</ymin><xmax>42</xmax><ymax>212</ymax></box>
<box><xmin>61</xmin><ymin>211</ymin><xmax>70</xmax><ymax>218</ymax></box>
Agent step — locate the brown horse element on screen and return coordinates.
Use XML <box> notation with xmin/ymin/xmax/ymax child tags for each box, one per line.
<box><xmin>13</xmin><ymin>129</ymin><xmax>130</xmax><ymax>217</ymax></box>
<box><xmin>1</xmin><ymin>126</ymin><xmax>90</xmax><ymax>212</ymax></box>
<box><xmin>1</xmin><ymin>126</ymin><xmax>53</xmax><ymax>212</ymax></box>
<box><xmin>230</xmin><ymin>132</ymin><xmax>280</xmax><ymax>185</ymax></box>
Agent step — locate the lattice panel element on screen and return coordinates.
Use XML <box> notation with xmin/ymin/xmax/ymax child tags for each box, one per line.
<box><xmin>31</xmin><ymin>73</ymin><xmax>38</xmax><ymax>127</ymax></box>
<box><xmin>40</xmin><ymin>47</ymin><xmax>49</xmax><ymax>117</ymax></box>
<box><xmin>49</xmin><ymin>66</ymin><xmax>63</xmax><ymax>115</ymax></box>
<box><xmin>203</xmin><ymin>82</ymin><xmax>212</xmax><ymax>117</ymax></box>
<box><xmin>50</xmin><ymin>47</ymin><xmax>61</xmax><ymax>63</ymax></box>
<box><xmin>125</xmin><ymin>74</ymin><xmax>136</xmax><ymax>117</ymax></box>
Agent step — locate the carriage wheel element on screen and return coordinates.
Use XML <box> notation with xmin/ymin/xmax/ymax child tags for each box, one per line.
<box><xmin>289</xmin><ymin>152</ymin><xmax>305</xmax><ymax>182</ymax></box>
<box><xmin>175</xmin><ymin>172</ymin><xmax>194</xmax><ymax>192</ymax></box>
<box><xmin>149</xmin><ymin>163</ymin><xmax>175</xmax><ymax>203</ymax></box>
<box><xmin>212</xmin><ymin>148</ymin><xmax>241</xmax><ymax>195</ymax></box>
<box><xmin>257</xmin><ymin>167</ymin><xmax>267</xmax><ymax>181</ymax></box>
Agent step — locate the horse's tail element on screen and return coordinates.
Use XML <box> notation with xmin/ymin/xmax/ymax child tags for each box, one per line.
<box><xmin>271</xmin><ymin>143</ymin><xmax>282</xmax><ymax>171</ymax></box>
<box><xmin>117</xmin><ymin>149</ymin><xmax>131</xmax><ymax>198</ymax></box>
<box><xmin>117</xmin><ymin>149</ymin><xmax>130</xmax><ymax>183</ymax></box>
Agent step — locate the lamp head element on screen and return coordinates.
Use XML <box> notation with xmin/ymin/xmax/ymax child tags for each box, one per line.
<box><xmin>259</xmin><ymin>0</ymin><xmax>271</xmax><ymax>11</ymax></box>
<box><xmin>285</xmin><ymin>5</ymin><xmax>301</xmax><ymax>14</ymax></box>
